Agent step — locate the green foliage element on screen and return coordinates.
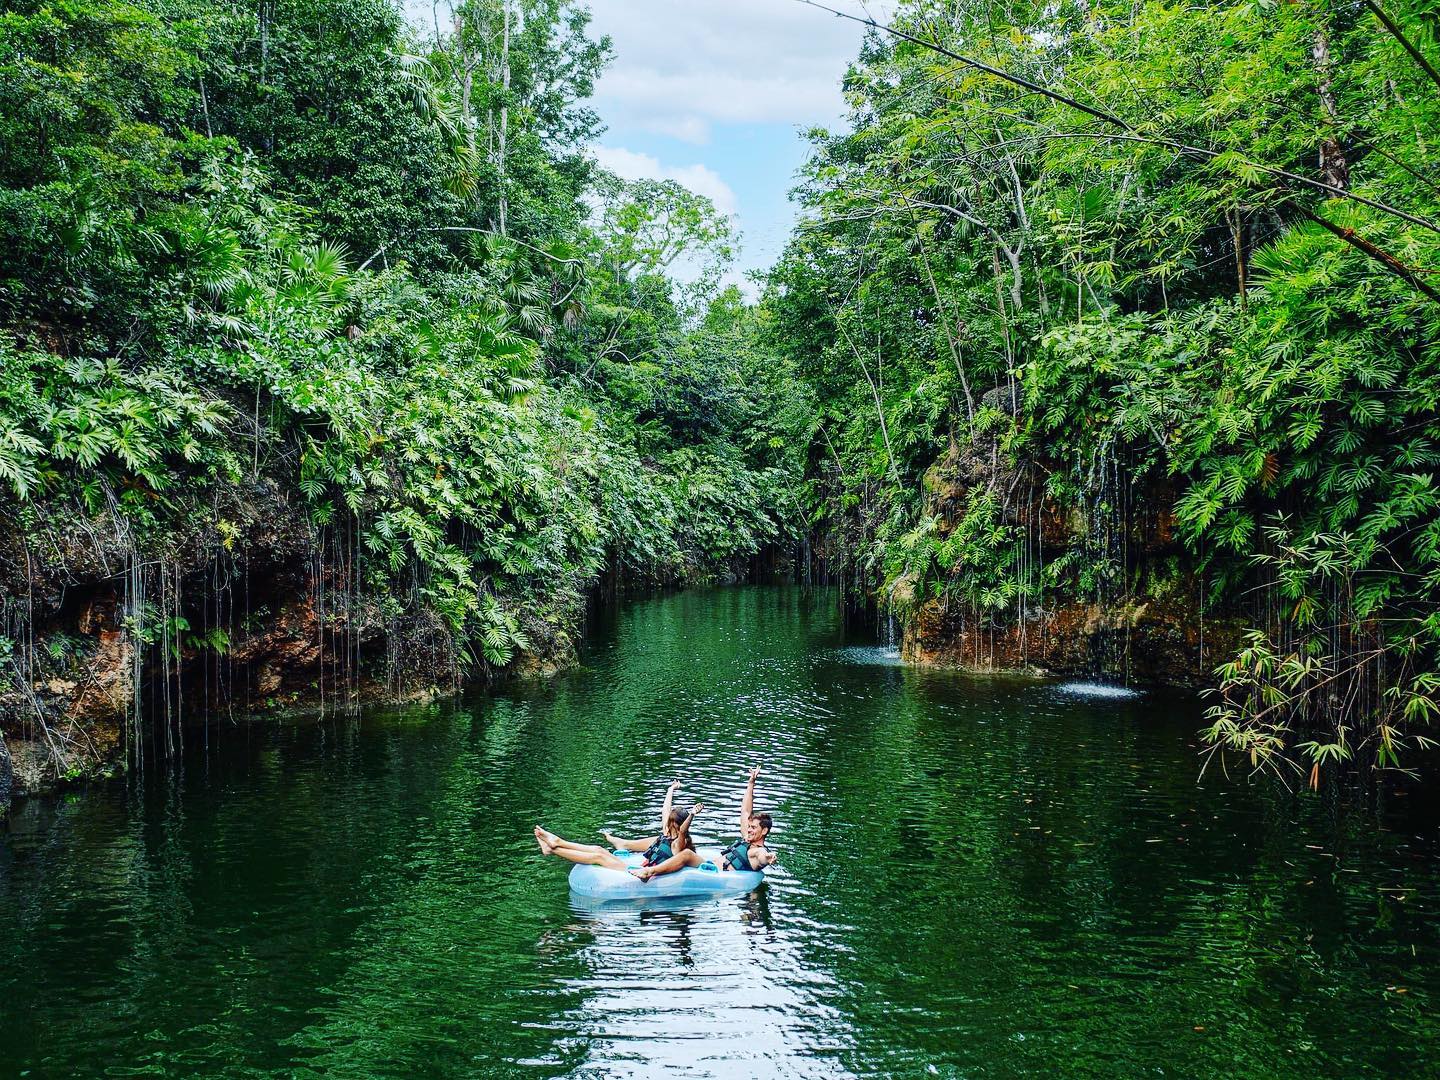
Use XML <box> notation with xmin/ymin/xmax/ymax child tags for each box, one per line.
<box><xmin>0</xmin><ymin>0</ymin><xmax>803</xmax><ymax>701</ymax></box>
<box><xmin>882</xmin><ymin>487</ymin><xmax>1026</xmax><ymax>618</ymax></box>
<box><xmin>769</xmin><ymin>0</ymin><xmax>1440</xmax><ymax>782</ymax></box>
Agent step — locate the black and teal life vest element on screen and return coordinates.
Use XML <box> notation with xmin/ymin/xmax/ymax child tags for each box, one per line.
<box><xmin>643</xmin><ymin>835</ymin><xmax>675</xmax><ymax>865</ymax></box>
<box><xmin>722</xmin><ymin>838</ymin><xmax>765</xmax><ymax>872</ymax></box>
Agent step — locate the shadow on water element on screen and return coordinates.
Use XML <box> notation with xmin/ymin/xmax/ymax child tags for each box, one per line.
<box><xmin>4</xmin><ymin>585</ymin><xmax>1440</xmax><ymax>1078</ymax></box>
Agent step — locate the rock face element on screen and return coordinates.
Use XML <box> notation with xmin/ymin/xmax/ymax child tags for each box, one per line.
<box><xmin>0</xmin><ymin>483</ymin><xmax>493</xmax><ymax>803</ymax></box>
<box><xmin>229</xmin><ymin>597</ymin><xmax>327</xmax><ymax>697</ymax></box>
<box><xmin>894</xmin><ymin>433</ymin><xmax>1243</xmax><ymax>688</ymax></box>
<box><xmin>71</xmin><ymin>593</ymin><xmax>135</xmax><ymax>723</ymax></box>
<box><xmin>903</xmin><ymin>587</ymin><xmax>1242</xmax><ymax>688</ymax></box>
<box><xmin>0</xmin><ymin>471</ymin><xmax>606</xmax><ymax>804</ymax></box>
<box><xmin>0</xmin><ymin>731</ymin><xmax>11</xmax><ymax>807</ymax></box>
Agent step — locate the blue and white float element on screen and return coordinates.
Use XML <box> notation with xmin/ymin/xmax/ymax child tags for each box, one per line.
<box><xmin>568</xmin><ymin>848</ymin><xmax>765</xmax><ymax>900</ymax></box>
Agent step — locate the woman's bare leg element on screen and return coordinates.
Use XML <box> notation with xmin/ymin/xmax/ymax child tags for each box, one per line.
<box><xmin>541</xmin><ymin>828</ymin><xmax>613</xmax><ymax>857</ymax></box>
<box><xmin>633</xmin><ymin>848</ymin><xmax>704</xmax><ymax>880</ymax></box>
<box><xmin>604</xmin><ymin>832</ymin><xmax>658</xmax><ymax>852</ymax></box>
<box><xmin>534</xmin><ymin>827</ymin><xmax>630</xmax><ymax>871</ymax></box>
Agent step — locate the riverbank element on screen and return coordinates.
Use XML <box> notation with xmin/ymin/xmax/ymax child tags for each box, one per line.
<box><xmin>817</xmin><ymin>422</ymin><xmax>1247</xmax><ymax>690</ymax></box>
<box><xmin>0</xmin><ymin>0</ymin><xmax>810</xmax><ymax>806</ymax></box>
<box><xmin>0</xmin><ymin>533</ymin><xmax>797</xmax><ymax>804</ymax></box>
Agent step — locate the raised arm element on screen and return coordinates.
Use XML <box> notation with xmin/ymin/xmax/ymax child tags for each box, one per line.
<box><xmin>660</xmin><ymin>779</ymin><xmax>680</xmax><ymax>835</ymax></box>
<box><xmin>740</xmin><ymin>767</ymin><xmax>759</xmax><ymax>828</ymax></box>
<box><xmin>676</xmin><ymin>802</ymin><xmax>702</xmax><ymax>844</ymax></box>
<box><xmin>634</xmin><ymin>803</ymin><xmax>703</xmax><ymax>881</ymax></box>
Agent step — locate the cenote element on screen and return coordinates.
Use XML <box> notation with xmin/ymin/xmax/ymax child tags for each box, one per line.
<box><xmin>3</xmin><ymin>586</ymin><xmax>1440</xmax><ymax>1078</ymax></box>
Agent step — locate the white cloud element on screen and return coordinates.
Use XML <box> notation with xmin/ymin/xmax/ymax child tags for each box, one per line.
<box><xmin>586</xmin><ymin>0</ymin><xmax>895</xmax><ymax>143</ymax></box>
<box><xmin>591</xmin><ymin>145</ymin><xmax>739</xmax><ymax>217</ymax></box>
<box><xmin>644</xmin><ymin>115</ymin><xmax>711</xmax><ymax>143</ymax></box>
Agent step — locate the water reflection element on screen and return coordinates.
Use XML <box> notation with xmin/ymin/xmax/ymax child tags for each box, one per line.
<box><xmin>831</xmin><ymin>645</ymin><xmax>905</xmax><ymax>667</ymax></box>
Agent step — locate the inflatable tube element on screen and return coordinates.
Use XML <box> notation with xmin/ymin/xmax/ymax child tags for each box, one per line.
<box><xmin>568</xmin><ymin>849</ymin><xmax>764</xmax><ymax>900</ymax></box>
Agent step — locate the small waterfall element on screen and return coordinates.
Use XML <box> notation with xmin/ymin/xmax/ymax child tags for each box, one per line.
<box><xmin>1082</xmin><ymin>441</ymin><xmax>1130</xmax><ymax>686</ymax></box>
<box><xmin>879</xmin><ymin>609</ymin><xmax>903</xmax><ymax>662</ymax></box>
<box><xmin>0</xmin><ymin>729</ymin><xmax>11</xmax><ymax>806</ymax></box>
<box><xmin>833</xmin><ymin>591</ymin><xmax>905</xmax><ymax>665</ymax></box>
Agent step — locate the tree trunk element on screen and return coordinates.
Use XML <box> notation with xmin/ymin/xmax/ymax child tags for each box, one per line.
<box><xmin>992</xmin><ymin>247</ymin><xmax>1019</xmax><ymax>411</ymax></box>
<box><xmin>1312</xmin><ymin>25</ymin><xmax>1350</xmax><ymax>190</ymax></box>
<box><xmin>1003</xmin><ymin>243</ymin><xmax>1024</xmax><ymax>311</ymax></box>
<box><xmin>498</xmin><ymin>0</ymin><xmax>512</xmax><ymax>236</ymax></box>
<box><xmin>260</xmin><ymin>0</ymin><xmax>272</xmax><ymax>151</ymax></box>
<box><xmin>1228</xmin><ymin>206</ymin><xmax>1247</xmax><ymax>309</ymax></box>
<box><xmin>915</xmin><ymin>227</ymin><xmax>975</xmax><ymax>427</ymax></box>
<box><xmin>461</xmin><ymin>68</ymin><xmax>475</xmax><ymax>153</ymax></box>
<box><xmin>836</xmin><ymin>317</ymin><xmax>900</xmax><ymax>486</ymax></box>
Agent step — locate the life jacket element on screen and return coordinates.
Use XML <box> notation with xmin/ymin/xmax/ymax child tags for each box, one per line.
<box><xmin>722</xmin><ymin>838</ymin><xmax>766</xmax><ymax>872</ymax></box>
<box><xmin>643</xmin><ymin>835</ymin><xmax>675</xmax><ymax>866</ymax></box>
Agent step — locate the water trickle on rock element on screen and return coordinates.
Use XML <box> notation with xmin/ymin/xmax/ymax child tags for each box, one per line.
<box><xmin>1080</xmin><ymin>439</ymin><xmax>1133</xmax><ymax>687</ymax></box>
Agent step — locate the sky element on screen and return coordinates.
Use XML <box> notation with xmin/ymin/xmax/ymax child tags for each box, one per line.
<box><xmin>583</xmin><ymin>1</ymin><xmax>892</xmax><ymax>291</ymax></box>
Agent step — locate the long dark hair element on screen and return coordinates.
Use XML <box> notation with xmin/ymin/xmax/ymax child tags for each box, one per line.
<box><xmin>668</xmin><ymin>807</ymin><xmax>695</xmax><ymax>851</ymax></box>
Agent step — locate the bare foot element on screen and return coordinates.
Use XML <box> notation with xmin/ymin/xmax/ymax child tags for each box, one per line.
<box><xmin>533</xmin><ymin>825</ymin><xmax>555</xmax><ymax>856</ymax></box>
<box><xmin>603</xmin><ymin>832</ymin><xmax>624</xmax><ymax>849</ymax></box>
<box><xmin>629</xmin><ymin>868</ymin><xmax>650</xmax><ymax>881</ymax></box>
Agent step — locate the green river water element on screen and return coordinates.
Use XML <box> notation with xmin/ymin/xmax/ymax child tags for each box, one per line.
<box><xmin>4</xmin><ymin>585</ymin><xmax>1440</xmax><ymax>1078</ymax></box>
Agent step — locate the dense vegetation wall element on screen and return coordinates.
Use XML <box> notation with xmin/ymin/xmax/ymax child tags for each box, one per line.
<box><xmin>0</xmin><ymin>0</ymin><xmax>807</xmax><ymax>799</ymax></box>
<box><xmin>766</xmin><ymin>0</ymin><xmax>1440</xmax><ymax>786</ymax></box>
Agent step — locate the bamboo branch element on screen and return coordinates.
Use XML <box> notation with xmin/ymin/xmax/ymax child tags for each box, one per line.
<box><xmin>793</xmin><ymin>0</ymin><xmax>1135</xmax><ymax>131</ymax></box>
<box><xmin>1364</xmin><ymin>0</ymin><xmax>1440</xmax><ymax>94</ymax></box>
<box><xmin>914</xmin><ymin>223</ymin><xmax>976</xmax><ymax>427</ymax></box>
<box><xmin>831</xmin><ymin>302</ymin><xmax>901</xmax><ymax>487</ymax></box>
<box><xmin>423</xmin><ymin>226</ymin><xmax>586</xmax><ymax>265</ymax></box>
<box><xmin>1295</xmin><ymin>206</ymin><xmax>1440</xmax><ymax>303</ymax></box>
<box><xmin>792</xmin><ymin>0</ymin><xmax>1440</xmax><ymax>237</ymax></box>
<box><xmin>980</xmin><ymin>131</ymin><xmax>1440</xmax><ymax>236</ymax></box>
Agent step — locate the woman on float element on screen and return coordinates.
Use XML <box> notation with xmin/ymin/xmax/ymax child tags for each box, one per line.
<box><xmin>629</xmin><ymin>767</ymin><xmax>775</xmax><ymax>882</ymax></box>
<box><xmin>534</xmin><ymin>779</ymin><xmax>699</xmax><ymax>872</ymax></box>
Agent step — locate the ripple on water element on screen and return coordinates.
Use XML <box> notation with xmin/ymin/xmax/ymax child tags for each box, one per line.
<box><xmin>831</xmin><ymin>645</ymin><xmax>906</xmax><ymax>666</ymax></box>
<box><xmin>1048</xmin><ymin>679</ymin><xmax>1144</xmax><ymax>700</ymax></box>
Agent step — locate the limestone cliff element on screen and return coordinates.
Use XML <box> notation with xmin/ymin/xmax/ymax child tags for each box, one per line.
<box><xmin>892</xmin><ymin>425</ymin><xmax>1243</xmax><ymax>687</ymax></box>
<box><xmin>0</xmin><ymin>483</ymin><xmax>580</xmax><ymax>802</ymax></box>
